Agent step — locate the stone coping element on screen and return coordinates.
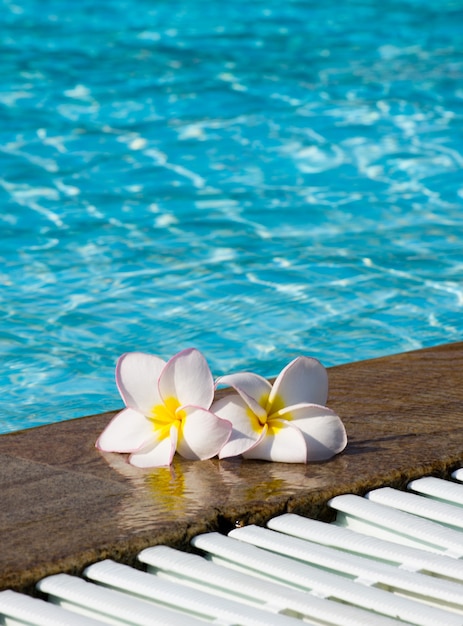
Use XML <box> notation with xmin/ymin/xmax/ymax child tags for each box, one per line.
<box><xmin>1</xmin><ymin>342</ymin><xmax>463</xmax><ymax>593</ymax></box>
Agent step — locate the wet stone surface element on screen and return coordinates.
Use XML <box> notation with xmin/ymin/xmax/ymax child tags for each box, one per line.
<box><xmin>1</xmin><ymin>342</ymin><xmax>463</xmax><ymax>592</ymax></box>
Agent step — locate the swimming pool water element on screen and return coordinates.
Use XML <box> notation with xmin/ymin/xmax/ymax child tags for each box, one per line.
<box><xmin>1</xmin><ymin>0</ymin><xmax>463</xmax><ymax>433</ymax></box>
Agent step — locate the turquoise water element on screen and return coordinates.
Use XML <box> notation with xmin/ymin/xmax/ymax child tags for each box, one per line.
<box><xmin>1</xmin><ymin>0</ymin><xmax>463</xmax><ymax>433</ymax></box>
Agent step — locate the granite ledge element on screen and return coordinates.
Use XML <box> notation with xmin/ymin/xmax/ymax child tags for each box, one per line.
<box><xmin>1</xmin><ymin>342</ymin><xmax>463</xmax><ymax>592</ymax></box>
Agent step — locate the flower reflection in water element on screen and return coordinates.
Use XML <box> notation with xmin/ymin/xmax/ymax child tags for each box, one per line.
<box><xmin>101</xmin><ymin>451</ymin><xmax>330</xmax><ymax>534</ymax></box>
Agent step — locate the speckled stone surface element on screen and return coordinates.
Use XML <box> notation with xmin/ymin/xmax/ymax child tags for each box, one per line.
<box><xmin>1</xmin><ymin>342</ymin><xmax>463</xmax><ymax>592</ymax></box>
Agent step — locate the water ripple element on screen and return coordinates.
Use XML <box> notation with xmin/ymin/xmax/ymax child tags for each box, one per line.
<box><xmin>1</xmin><ymin>0</ymin><xmax>463</xmax><ymax>432</ymax></box>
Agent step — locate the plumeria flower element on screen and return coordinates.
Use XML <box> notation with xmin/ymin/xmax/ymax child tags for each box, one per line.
<box><xmin>212</xmin><ymin>356</ymin><xmax>347</xmax><ymax>463</ymax></box>
<box><xmin>96</xmin><ymin>348</ymin><xmax>232</xmax><ymax>468</ymax></box>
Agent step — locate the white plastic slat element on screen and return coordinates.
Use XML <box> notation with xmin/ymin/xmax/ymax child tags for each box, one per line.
<box><xmin>6</xmin><ymin>474</ymin><xmax>463</xmax><ymax>626</ymax></box>
<box><xmin>138</xmin><ymin>544</ymin><xmax>400</xmax><ymax>626</ymax></box>
<box><xmin>367</xmin><ymin>487</ymin><xmax>463</xmax><ymax>531</ymax></box>
<box><xmin>0</xmin><ymin>590</ymin><xmax>106</xmax><ymax>626</ymax></box>
<box><xmin>228</xmin><ymin>524</ymin><xmax>463</xmax><ymax>614</ymax></box>
<box><xmin>36</xmin><ymin>574</ymin><xmax>206</xmax><ymax>626</ymax></box>
<box><xmin>267</xmin><ymin>513</ymin><xmax>463</xmax><ymax>583</ymax></box>
<box><xmin>329</xmin><ymin>493</ymin><xmax>463</xmax><ymax>557</ymax></box>
<box><xmin>408</xmin><ymin>477</ymin><xmax>463</xmax><ymax>507</ymax></box>
<box><xmin>191</xmin><ymin>531</ymin><xmax>463</xmax><ymax>626</ymax></box>
<box><xmin>84</xmin><ymin>559</ymin><xmax>301</xmax><ymax>626</ymax></box>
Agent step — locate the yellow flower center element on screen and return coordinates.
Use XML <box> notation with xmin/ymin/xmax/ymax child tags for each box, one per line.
<box><xmin>247</xmin><ymin>396</ymin><xmax>288</xmax><ymax>436</ymax></box>
<box><xmin>150</xmin><ymin>396</ymin><xmax>187</xmax><ymax>440</ymax></box>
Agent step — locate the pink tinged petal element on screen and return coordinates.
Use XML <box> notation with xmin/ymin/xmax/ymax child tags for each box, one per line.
<box><xmin>116</xmin><ymin>352</ymin><xmax>166</xmax><ymax>414</ymax></box>
<box><xmin>176</xmin><ymin>406</ymin><xmax>232</xmax><ymax>460</ymax></box>
<box><xmin>268</xmin><ymin>356</ymin><xmax>328</xmax><ymax>413</ymax></box>
<box><xmin>129</xmin><ymin>424</ymin><xmax>178</xmax><ymax>467</ymax></box>
<box><xmin>159</xmin><ymin>348</ymin><xmax>214</xmax><ymax>409</ymax></box>
<box><xmin>217</xmin><ymin>372</ymin><xmax>272</xmax><ymax>405</ymax></box>
<box><xmin>281</xmin><ymin>403</ymin><xmax>347</xmax><ymax>461</ymax></box>
<box><xmin>95</xmin><ymin>407</ymin><xmax>154</xmax><ymax>453</ymax></box>
<box><xmin>243</xmin><ymin>421</ymin><xmax>307</xmax><ymax>463</ymax></box>
<box><xmin>212</xmin><ymin>394</ymin><xmax>263</xmax><ymax>458</ymax></box>
<box><xmin>216</xmin><ymin>373</ymin><xmax>270</xmax><ymax>420</ymax></box>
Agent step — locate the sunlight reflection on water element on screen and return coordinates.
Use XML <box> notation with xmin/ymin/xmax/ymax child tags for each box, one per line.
<box><xmin>1</xmin><ymin>0</ymin><xmax>463</xmax><ymax>432</ymax></box>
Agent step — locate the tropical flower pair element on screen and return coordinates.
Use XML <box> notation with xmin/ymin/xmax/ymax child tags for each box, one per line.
<box><xmin>96</xmin><ymin>348</ymin><xmax>347</xmax><ymax>468</ymax></box>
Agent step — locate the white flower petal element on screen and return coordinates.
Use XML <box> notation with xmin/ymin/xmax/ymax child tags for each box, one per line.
<box><xmin>159</xmin><ymin>348</ymin><xmax>214</xmax><ymax>409</ymax></box>
<box><xmin>176</xmin><ymin>406</ymin><xmax>232</xmax><ymax>460</ymax></box>
<box><xmin>212</xmin><ymin>394</ymin><xmax>263</xmax><ymax>458</ymax></box>
<box><xmin>281</xmin><ymin>403</ymin><xmax>347</xmax><ymax>461</ymax></box>
<box><xmin>95</xmin><ymin>407</ymin><xmax>154</xmax><ymax>452</ymax></box>
<box><xmin>129</xmin><ymin>424</ymin><xmax>178</xmax><ymax>467</ymax></box>
<box><xmin>268</xmin><ymin>356</ymin><xmax>328</xmax><ymax>413</ymax></box>
<box><xmin>243</xmin><ymin>421</ymin><xmax>307</xmax><ymax>463</ymax></box>
<box><xmin>216</xmin><ymin>372</ymin><xmax>270</xmax><ymax>419</ymax></box>
<box><xmin>217</xmin><ymin>372</ymin><xmax>272</xmax><ymax>404</ymax></box>
<box><xmin>116</xmin><ymin>352</ymin><xmax>166</xmax><ymax>414</ymax></box>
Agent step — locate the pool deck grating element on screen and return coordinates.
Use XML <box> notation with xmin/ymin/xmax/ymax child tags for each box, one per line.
<box><xmin>1</xmin><ymin>342</ymin><xmax>463</xmax><ymax>593</ymax></box>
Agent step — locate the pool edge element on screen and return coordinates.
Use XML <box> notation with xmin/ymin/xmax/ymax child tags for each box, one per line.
<box><xmin>2</xmin><ymin>341</ymin><xmax>463</xmax><ymax>593</ymax></box>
